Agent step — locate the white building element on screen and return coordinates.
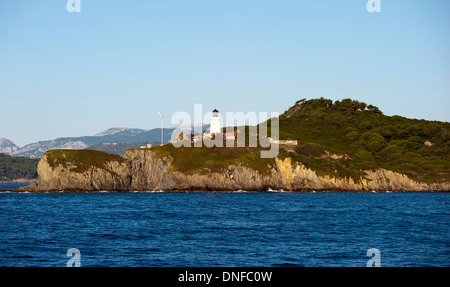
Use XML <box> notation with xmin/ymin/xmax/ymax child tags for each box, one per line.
<box><xmin>210</xmin><ymin>109</ymin><xmax>221</xmax><ymax>135</ymax></box>
<box><xmin>140</xmin><ymin>143</ymin><xmax>153</xmax><ymax>149</ymax></box>
<box><xmin>224</xmin><ymin>133</ymin><xmax>235</xmax><ymax>141</ymax></box>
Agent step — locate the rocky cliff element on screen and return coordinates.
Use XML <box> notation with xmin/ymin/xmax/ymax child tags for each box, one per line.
<box><xmin>35</xmin><ymin>153</ymin><xmax>131</xmax><ymax>191</ymax></box>
<box><xmin>18</xmin><ymin>148</ymin><xmax>449</xmax><ymax>192</ymax></box>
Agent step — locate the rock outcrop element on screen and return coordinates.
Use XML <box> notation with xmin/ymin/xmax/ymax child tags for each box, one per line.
<box><xmin>18</xmin><ymin>149</ymin><xmax>449</xmax><ymax>192</ymax></box>
<box><xmin>35</xmin><ymin>153</ymin><xmax>131</xmax><ymax>191</ymax></box>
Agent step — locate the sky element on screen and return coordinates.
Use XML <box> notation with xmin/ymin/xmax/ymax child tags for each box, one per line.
<box><xmin>0</xmin><ymin>0</ymin><xmax>449</xmax><ymax>147</ymax></box>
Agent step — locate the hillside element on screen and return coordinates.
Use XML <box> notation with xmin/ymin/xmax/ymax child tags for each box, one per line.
<box><xmin>274</xmin><ymin>98</ymin><xmax>450</xmax><ymax>184</ymax></box>
<box><xmin>149</xmin><ymin>144</ymin><xmax>275</xmax><ymax>176</ymax></box>
<box><xmin>14</xmin><ymin>98</ymin><xmax>450</xmax><ymax>192</ymax></box>
<box><xmin>0</xmin><ymin>153</ymin><xmax>39</xmax><ymax>182</ymax></box>
<box><xmin>164</xmin><ymin>98</ymin><xmax>449</xmax><ymax>184</ymax></box>
<box><xmin>5</xmin><ymin>127</ymin><xmax>175</xmax><ymax>158</ymax></box>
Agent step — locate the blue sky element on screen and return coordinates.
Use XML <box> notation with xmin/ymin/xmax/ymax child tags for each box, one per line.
<box><xmin>0</xmin><ymin>0</ymin><xmax>449</xmax><ymax>147</ymax></box>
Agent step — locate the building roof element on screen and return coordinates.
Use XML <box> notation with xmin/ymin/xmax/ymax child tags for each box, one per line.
<box><xmin>212</xmin><ymin>109</ymin><xmax>219</xmax><ymax>113</ymax></box>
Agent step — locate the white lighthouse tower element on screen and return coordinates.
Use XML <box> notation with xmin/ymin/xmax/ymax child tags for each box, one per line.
<box><xmin>210</xmin><ymin>109</ymin><xmax>221</xmax><ymax>135</ymax></box>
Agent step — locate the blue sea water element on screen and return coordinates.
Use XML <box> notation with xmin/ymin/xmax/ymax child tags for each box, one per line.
<box><xmin>0</xmin><ymin>186</ymin><xmax>448</xmax><ymax>267</ymax></box>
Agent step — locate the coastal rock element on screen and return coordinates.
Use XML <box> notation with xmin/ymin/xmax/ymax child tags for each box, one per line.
<box><xmin>34</xmin><ymin>153</ymin><xmax>130</xmax><ymax>191</ymax></box>
<box><xmin>19</xmin><ymin>149</ymin><xmax>450</xmax><ymax>192</ymax></box>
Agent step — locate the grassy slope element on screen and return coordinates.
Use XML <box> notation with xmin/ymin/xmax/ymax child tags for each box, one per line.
<box><xmin>46</xmin><ymin>149</ymin><xmax>126</xmax><ymax>175</ymax></box>
<box><xmin>149</xmin><ymin>144</ymin><xmax>275</xmax><ymax>176</ymax></box>
<box><xmin>274</xmin><ymin>98</ymin><xmax>450</xmax><ymax>183</ymax></box>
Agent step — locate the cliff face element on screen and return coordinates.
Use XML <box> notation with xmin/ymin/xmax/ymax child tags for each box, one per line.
<box><xmin>36</xmin><ymin>154</ymin><xmax>131</xmax><ymax>191</ymax></box>
<box><xmin>21</xmin><ymin>149</ymin><xmax>449</xmax><ymax>192</ymax></box>
<box><xmin>125</xmin><ymin>149</ymin><xmax>281</xmax><ymax>191</ymax></box>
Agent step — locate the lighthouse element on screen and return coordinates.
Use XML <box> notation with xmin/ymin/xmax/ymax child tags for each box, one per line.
<box><xmin>210</xmin><ymin>109</ymin><xmax>221</xmax><ymax>135</ymax></box>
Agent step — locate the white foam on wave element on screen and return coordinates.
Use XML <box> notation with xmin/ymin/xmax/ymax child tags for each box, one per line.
<box><xmin>137</xmin><ymin>190</ymin><xmax>165</xmax><ymax>193</ymax></box>
<box><xmin>269</xmin><ymin>188</ymin><xmax>285</xmax><ymax>193</ymax></box>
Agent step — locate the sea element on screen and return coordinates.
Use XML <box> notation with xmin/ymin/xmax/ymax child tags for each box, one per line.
<box><xmin>0</xmin><ymin>182</ymin><xmax>448</xmax><ymax>267</ymax></box>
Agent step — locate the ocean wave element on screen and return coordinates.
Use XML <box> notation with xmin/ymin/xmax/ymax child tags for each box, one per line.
<box><xmin>267</xmin><ymin>188</ymin><xmax>285</xmax><ymax>193</ymax></box>
<box><xmin>132</xmin><ymin>190</ymin><xmax>165</xmax><ymax>193</ymax></box>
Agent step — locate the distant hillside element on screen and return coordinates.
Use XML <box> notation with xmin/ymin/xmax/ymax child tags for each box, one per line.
<box><xmin>6</xmin><ymin>127</ymin><xmax>176</xmax><ymax>158</ymax></box>
<box><xmin>271</xmin><ymin>98</ymin><xmax>450</xmax><ymax>184</ymax></box>
<box><xmin>0</xmin><ymin>153</ymin><xmax>39</xmax><ymax>182</ymax></box>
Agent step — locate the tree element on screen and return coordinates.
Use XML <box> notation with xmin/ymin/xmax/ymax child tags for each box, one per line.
<box><xmin>295</xmin><ymin>98</ymin><xmax>306</xmax><ymax>105</ymax></box>
<box><xmin>0</xmin><ymin>153</ymin><xmax>39</xmax><ymax>181</ymax></box>
<box><xmin>346</xmin><ymin>131</ymin><xmax>360</xmax><ymax>142</ymax></box>
<box><xmin>374</xmin><ymin>126</ymin><xmax>395</xmax><ymax>142</ymax></box>
<box><xmin>378</xmin><ymin>143</ymin><xmax>401</xmax><ymax>161</ymax></box>
<box><xmin>367</xmin><ymin>104</ymin><xmax>382</xmax><ymax>114</ymax></box>
<box><xmin>359</xmin><ymin>121</ymin><xmax>374</xmax><ymax>130</ymax></box>
<box><xmin>366</xmin><ymin>133</ymin><xmax>387</xmax><ymax>153</ymax></box>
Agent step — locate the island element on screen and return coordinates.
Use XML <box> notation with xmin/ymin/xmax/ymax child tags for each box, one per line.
<box><xmin>15</xmin><ymin>98</ymin><xmax>450</xmax><ymax>192</ymax></box>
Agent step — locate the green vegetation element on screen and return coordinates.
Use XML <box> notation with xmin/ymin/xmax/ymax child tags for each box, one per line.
<box><xmin>46</xmin><ymin>149</ymin><xmax>126</xmax><ymax>175</ymax></box>
<box><xmin>86</xmin><ymin>142</ymin><xmax>158</xmax><ymax>156</ymax></box>
<box><xmin>38</xmin><ymin>98</ymin><xmax>449</xmax><ymax>185</ymax></box>
<box><xmin>133</xmin><ymin>98</ymin><xmax>449</xmax><ymax>184</ymax></box>
<box><xmin>149</xmin><ymin>144</ymin><xmax>275</xmax><ymax>176</ymax></box>
<box><xmin>276</xmin><ymin>98</ymin><xmax>450</xmax><ymax>183</ymax></box>
<box><xmin>0</xmin><ymin>153</ymin><xmax>39</xmax><ymax>181</ymax></box>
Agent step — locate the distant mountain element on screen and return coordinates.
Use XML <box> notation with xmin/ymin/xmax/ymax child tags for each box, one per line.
<box><xmin>8</xmin><ymin>140</ymin><xmax>90</xmax><ymax>159</ymax></box>
<box><xmin>94</xmin><ymin>127</ymin><xmax>145</xmax><ymax>137</ymax></box>
<box><xmin>0</xmin><ymin>138</ymin><xmax>19</xmax><ymax>154</ymax></box>
<box><xmin>6</xmin><ymin>127</ymin><xmax>176</xmax><ymax>158</ymax></box>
